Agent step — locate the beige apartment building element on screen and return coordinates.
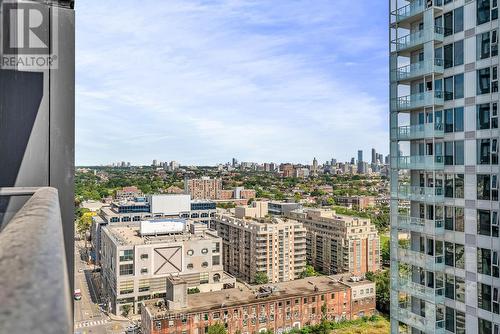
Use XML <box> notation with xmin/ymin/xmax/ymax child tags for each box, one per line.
<box><xmin>186</xmin><ymin>177</ymin><xmax>222</xmax><ymax>200</ymax></box>
<box><xmin>100</xmin><ymin>220</ymin><xmax>235</xmax><ymax>315</ymax></box>
<box><xmin>234</xmin><ymin>201</ymin><xmax>269</xmax><ymax>219</ymax></box>
<box><xmin>287</xmin><ymin>209</ymin><xmax>380</xmax><ymax>276</ymax></box>
<box><xmin>214</xmin><ymin>212</ymin><xmax>307</xmax><ymax>284</ymax></box>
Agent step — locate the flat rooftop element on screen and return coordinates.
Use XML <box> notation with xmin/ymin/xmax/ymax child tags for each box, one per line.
<box><xmin>103</xmin><ymin>222</ymin><xmax>219</xmax><ymax>246</ymax></box>
<box><xmin>145</xmin><ymin>276</ymin><xmax>367</xmax><ymax>316</ymax></box>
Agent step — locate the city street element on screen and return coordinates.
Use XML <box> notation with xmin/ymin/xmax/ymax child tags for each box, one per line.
<box><xmin>74</xmin><ymin>238</ymin><xmax>134</xmax><ymax>334</ymax></box>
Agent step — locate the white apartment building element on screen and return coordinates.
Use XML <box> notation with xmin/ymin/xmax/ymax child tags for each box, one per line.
<box><xmin>100</xmin><ymin>220</ymin><xmax>235</xmax><ymax>315</ymax></box>
<box><xmin>390</xmin><ymin>1</ymin><xmax>499</xmax><ymax>333</ymax></box>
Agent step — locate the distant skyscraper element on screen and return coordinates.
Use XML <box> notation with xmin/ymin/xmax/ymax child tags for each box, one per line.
<box><xmin>232</xmin><ymin>158</ymin><xmax>238</xmax><ymax>167</ymax></box>
<box><xmin>312</xmin><ymin>157</ymin><xmax>318</xmax><ymax>174</ymax></box>
<box><xmin>357</xmin><ymin>150</ymin><xmax>363</xmax><ymax>163</ymax></box>
<box><xmin>371</xmin><ymin>148</ymin><xmax>376</xmax><ymax>164</ymax></box>
<box><xmin>350</xmin><ymin>157</ymin><xmax>355</xmax><ymax>165</ymax></box>
<box><xmin>152</xmin><ymin>159</ymin><xmax>157</xmax><ymax>167</ymax></box>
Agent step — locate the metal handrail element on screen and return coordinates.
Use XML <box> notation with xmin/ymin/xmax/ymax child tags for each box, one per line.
<box><xmin>0</xmin><ymin>187</ymin><xmax>72</xmax><ymax>333</ymax></box>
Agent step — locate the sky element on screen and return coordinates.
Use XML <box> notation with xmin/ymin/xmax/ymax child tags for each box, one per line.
<box><xmin>76</xmin><ymin>0</ymin><xmax>389</xmax><ymax>166</ymax></box>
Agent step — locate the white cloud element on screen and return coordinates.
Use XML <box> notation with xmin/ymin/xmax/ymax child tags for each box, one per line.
<box><xmin>76</xmin><ymin>0</ymin><xmax>388</xmax><ymax>165</ymax></box>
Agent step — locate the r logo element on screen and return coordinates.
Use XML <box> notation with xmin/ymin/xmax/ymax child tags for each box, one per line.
<box><xmin>1</xmin><ymin>0</ymin><xmax>58</xmax><ymax>70</ymax></box>
<box><xmin>2</xmin><ymin>0</ymin><xmax>50</xmax><ymax>55</ymax></box>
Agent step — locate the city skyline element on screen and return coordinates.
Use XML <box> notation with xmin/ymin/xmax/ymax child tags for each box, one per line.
<box><xmin>76</xmin><ymin>0</ymin><xmax>389</xmax><ymax>166</ymax></box>
<box><xmin>85</xmin><ymin>147</ymin><xmax>388</xmax><ymax>168</ymax></box>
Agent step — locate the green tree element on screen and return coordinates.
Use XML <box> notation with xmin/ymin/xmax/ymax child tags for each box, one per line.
<box><xmin>300</xmin><ymin>265</ymin><xmax>318</xmax><ymax>278</ymax></box>
<box><xmin>207</xmin><ymin>323</ymin><xmax>227</xmax><ymax>334</ymax></box>
<box><xmin>121</xmin><ymin>304</ymin><xmax>131</xmax><ymax>317</ymax></box>
<box><xmin>254</xmin><ymin>272</ymin><xmax>269</xmax><ymax>284</ymax></box>
<box><xmin>366</xmin><ymin>270</ymin><xmax>390</xmax><ymax>314</ymax></box>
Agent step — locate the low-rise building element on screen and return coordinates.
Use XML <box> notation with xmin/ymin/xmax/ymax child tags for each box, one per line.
<box><xmin>116</xmin><ymin>186</ymin><xmax>143</xmax><ymax>200</ymax></box>
<box><xmin>214</xmin><ymin>213</ymin><xmax>307</xmax><ymax>284</ymax></box>
<box><xmin>267</xmin><ymin>202</ymin><xmax>302</xmax><ymax>216</ymax></box>
<box><xmin>92</xmin><ymin>195</ymin><xmax>217</xmax><ymax>265</ymax></box>
<box><xmin>234</xmin><ymin>201</ymin><xmax>268</xmax><ymax>219</ymax></box>
<box><xmin>100</xmin><ymin>220</ymin><xmax>235</xmax><ymax>315</ymax></box>
<box><xmin>334</xmin><ymin>196</ymin><xmax>375</xmax><ymax>210</ymax></box>
<box><xmin>287</xmin><ymin>209</ymin><xmax>380</xmax><ymax>276</ymax></box>
<box><xmin>141</xmin><ymin>275</ymin><xmax>375</xmax><ymax>334</ymax></box>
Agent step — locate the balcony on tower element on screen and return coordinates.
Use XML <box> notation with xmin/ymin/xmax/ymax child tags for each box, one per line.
<box><xmin>391</xmin><ymin>155</ymin><xmax>444</xmax><ymax>171</ymax></box>
<box><xmin>394</xmin><ymin>123</ymin><xmax>444</xmax><ymax>141</ymax></box>
<box><xmin>391</xmin><ymin>59</ymin><xmax>444</xmax><ymax>83</ymax></box>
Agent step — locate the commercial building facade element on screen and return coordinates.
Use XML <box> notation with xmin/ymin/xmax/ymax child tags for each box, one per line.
<box><xmin>100</xmin><ymin>221</ymin><xmax>235</xmax><ymax>315</ymax></box>
<box><xmin>389</xmin><ymin>1</ymin><xmax>498</xmax><ymax>333</ymax></box>
<box><xmin>214</xmin><ymin>213</ymin><xmax>307</xmax><ymax>283</ymax></box>
<box><xmin>287</xmin><ymin>209</ymin><xmax>380</xmax><ymax>276</ymax></box>
<box><xmin>91</xmin><ymin>195</ymin><xmax>216</xmax><ymax>265</ymax></box>
<box><xmin>141</xmin><ymin>275</ymin><xmax>376</xmax><ymax>334</ymax></box>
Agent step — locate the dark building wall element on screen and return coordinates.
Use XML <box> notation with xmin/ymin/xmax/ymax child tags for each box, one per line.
<box><xmin>0</xmin><ymin>1</ymin><xmax>75</xmax><ymax>291</ymax></box>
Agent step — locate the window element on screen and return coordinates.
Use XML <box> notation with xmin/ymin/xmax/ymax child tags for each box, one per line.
<box><xmin>455</xmin><ymin>141</ymin><xmax>464</xmax><ymax>165</ymax></box>
<box><xmin>478</xmin><ymin>0</ymin><xmax>491</xmax><ymax>25</ymax></box>
<box><xmin>187</xmin><ymin>249</ymin><xmax>194</xmax><ymax>256</ymax></box>
<box><xmin>482</xmin><ymin>139</ymin><xmax>498</xmax><ymax>165</ymax></box>
<box><xmin>444</xmin><ymin>76</ymin><xmax>453</xmax><ymax>100</ymax></box>
<box><xmin>444</xmin><ymin>44</ymin><xmax>453</xmax><ymax>68</ymax></box>
<box><xmin>140</xmin><ymin>267</ymin><xmax>147</xmax><ymax>274</ymax></box>
<box><xmin>478</xmin><ymin>175</ymin><xmax>492</xmax><ymax>200</ymax></box>
<box><xmin>478</xmin><ymin>248</ymin><xmax>493</xmax><ymax>276</ymax></box>
<box><xmin>187</xmin><ymin>263</ymin><xmax>193</xmax><ymax>269</ymax></box>
<box><xmin>452</xmin><ymin>6</ymin><xmax>464</xmax><ymax>32</ymax></box>
<box><xmin>478</xmin><ymin>31</ymin><xmax>491</xmax><ymax>59</ymax></box>
<box><xmin>445</xmin><ymin>206</ymin><xmax>465</xmax><ymax>232</ymax></box>
<box><xmin>446</xmin><ymin>243</ymin><xmax>465</xmax><ymax>268</ymax></box>
<box><xmin>478</xmin><ymin>67</ymin><xmax>491</xmax><ymax>94</ymax></box>
<box><xmin>140</xmin><ymin>254</ymin><xmax>148</xmax><ymax>260</ymax></box>
<box><xmin>454</xmin><ymin>74</ymin><xmax>464</xmax><ymax>99</ymax></box>
<box><xmin>444</xmin><ymin>12</ymin><xmax>453</xmax><ymax>37</ymax></box>
<box><xmin>446</xmin><ymin>306</ymin><xmax>455</xmax><ymax>332</ymax></box>
<box><xmin>119</xmin><ymin>264</ymin><xmax>134</xmax><ymax>276</ymax></box>
<box><xmin>478</xmin><ymin>318</ymin><xmax>492</xmax><ymax>334</ymax></box>
<box><xmin>201</xmin><ymin>261</ymin><xmax>208</xmax><ymax>268</ymax></box>
<box><xmin>212</xmin><ymin>255</ymin><xmax>220</xmax><ymax>266</ymax></box>
<box><xmin>445</xmin><ymin>109</ymin><xmax>453</xmax><ymax>133</ymax></box>
<box><xmin>139</xmin><ymin>279</ymin><xmax>150</xmax><ymax>292</ymax></box>
<box><xmin>479</xmin><ymin>283</ymin><xmax>492</xmax><ymax>311</ymax></box>
<box><xmin>455</xmin><ymin>174</ymin><xmax>464</xmax><ymax>198</ymax></box>
<box><xmin>445</xmin><ymin>142</ymin><xmax>454</xmax><ymax>165</ymax></box>
<box><xmin>119</xmin><ymin>249</ymin><xmax>134</xmax><ymax>262</ymax></box>
<box><xmin>119</xmin><ymin>280</ymin><xmax>134</xmax><ymax>294</ymax></box>
<box><xmin>477</xmin><ymin>103</ymin><xmax>499</xmax><ymax>129</ymax></box>
<box><xmin>201</xmin><ymin>248</ymin><xmax>208</xmax><ymax>254</ymax></box>
<box><xmin>453</xmin><ymin>40</ymin><xmax>463</xmax><ymax>67</ymax></box>
<box><xmin>200</xmin><ymin>273</ymin><xmax>209</xmax><ymax>284</ymax></box>
<box><xmin>454</xmin><ymin>107</ymin><xmax>463</xmax><ymax>132</ymax></box>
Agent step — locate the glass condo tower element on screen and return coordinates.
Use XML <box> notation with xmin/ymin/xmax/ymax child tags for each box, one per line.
<box><xmin>390</xmin><ymin>0</ymin><xmax>499</xmax><ymax>333</ymax></box>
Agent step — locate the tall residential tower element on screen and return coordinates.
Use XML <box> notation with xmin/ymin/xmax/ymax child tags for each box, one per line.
<box><xmin>390</xmin><ymin>1</ymin><xmax>498</xmax><ymax>334</ymax></box>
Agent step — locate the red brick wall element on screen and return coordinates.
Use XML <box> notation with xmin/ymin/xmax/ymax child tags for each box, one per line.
<box><xmin>143</xmin><ymin>288</ymin><xmax>375</xmax><ymax>334</ymax></box>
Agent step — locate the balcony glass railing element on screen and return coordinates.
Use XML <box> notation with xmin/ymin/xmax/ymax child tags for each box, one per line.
<box><xmin>393</xmin><ymin>185</ymin><xmax>444</xmax><ymax>202</ymax></box>
<box><xmin>393</xmin><ymin>306</ymin><xmax>445</xmax><ymax>334</ymax></box>
<box><xmin>396</xmin><ymin>215</ymin><xmax>445</xmax><ymax>235</ymax></box>
<box><xmin>397</xmin><ymin>247</ymin><xmax>444</xmax><ymax>271</ymax></box>
<box><xmin>392</xmin><ymin>0</ymin><xmax>425</xmax><ymax>23</ymax></box>
<box><xmin>391</xmin><ymin>91</ymin><xmax>446</xmax><ymax>111</ymax></box>
<box><xmin>391</xmin><ymin>58</ymin><xmax>444</xmax><ymax>82</ymax></box>
<box><xmin>395</xmin><ymin>122</ymin><xmax>444</xmax><ymax>140</ymax></box>
<box><xmin>392</xmin><ymin>26</ymin><xmax>444</xmax><ymax>52</ymax></box>
<box><xmin>392</xmin><ymin>155</ymin><xmax>444</xmax><ymax>170</ymax></box>
<box><xmin>392</xmin><ymin>0</ymin><xmax>444</xmax><ymax>24</ymax></box>
<box><xmin>398</xmin><ymin>277</ymin><xmax>444</xmax><ymax>304</ymax></box>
